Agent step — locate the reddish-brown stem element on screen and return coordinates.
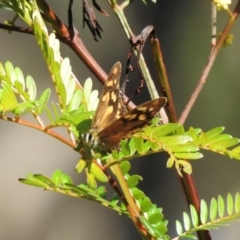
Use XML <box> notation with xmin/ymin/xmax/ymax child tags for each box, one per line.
<box><xmin>0</xmin><ymin>23</ymin><xmax>33</xmax><ymax>34</ymax></box>
<box><xmin>101</xmin><ymin>166</ymin><xmax>149</xmax><ymax>238</ymax></box>
<box><xmin>0</xmin><ymin>116</ymin><xmax>74</xmax><ymax>147</ymax></box>
<box><xmin>36</xmin><ymin>0</ymin><xmax>106</xmax><ymax>81</ymax></box>
<box><xmin>36</xmin><ymin>0</ymin><xmax>136</xmax><ymax>109</ymax></box>
<box><xmin>180</xmin><ymin>173</ymin><xmax>212</xmax><ymax>240</ymax></box>
<box><xmin>150</xmin><ymin>37</ymin><xmax>176</xmax><ymax>123</ymax></box>
<box><xmin>176</xmin><ymin>3</ymin><xmax>240</xmax><ymax>240</ymax></box>
<box><xmin>0</xmin><ymin>1</ymin><xmax>136</xmax><ymax>109</ymax></box>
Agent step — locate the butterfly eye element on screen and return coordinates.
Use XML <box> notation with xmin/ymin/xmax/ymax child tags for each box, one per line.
<box><xmin>82</xmin><ymin>131</ymin><xmax>100</xmax><ymax>149</ymax></box>
<box><xmin>82</xmin><ymin>132</ymin><xmax>93</xmax><ymax>146</ymax></box>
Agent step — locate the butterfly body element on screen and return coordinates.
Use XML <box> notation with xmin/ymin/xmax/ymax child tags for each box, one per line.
<box><xmin>83</xmin><ymin>62</ymin><xmax>167</xmax><ymax>151</ymax></box>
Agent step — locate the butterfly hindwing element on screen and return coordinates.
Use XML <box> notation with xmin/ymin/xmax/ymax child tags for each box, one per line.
<box><xmin>98</xmin><ymin>97</ymin><xmax>167</xmax><ymax>150</ymax></box>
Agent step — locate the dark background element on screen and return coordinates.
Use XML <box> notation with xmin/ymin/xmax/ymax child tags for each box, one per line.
<box><xmin>0</xmin><ymin>0</ymin><xmax>240</xmax><ymax>239</ymax></box>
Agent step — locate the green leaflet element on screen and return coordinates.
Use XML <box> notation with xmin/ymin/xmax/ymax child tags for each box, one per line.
<box><xmin>175</xmin><ymin>192</ymin><xmax>240</xmax><ymax>239</ymax></box>
<box><xmin>152</xmin><ymin>123</ymin><xmax>181</xmax><ymax>137</ymax></box>
<box><xmin>173</xmin><ymin>152</ymin><xmax>203</xmax><ymax>160</ymax></box>
<box><xmin>131</xmin><ymin>187</ymin><xmax>145</xmax><ymax>200</ymax></box>
<box><xmin>14</xmin><ymin>67</ymin><xmax>25</xmax><ymax>91</ymax></box>
<box><xmin>133</xmin><ymin>137</ymin><xmax>150</xmax><ymax>153</ymax></box>
<box><xmin>119</xmin><ymin>161</ymin><xmax>131</xmax><ymax>175</ymax></box>
<box><xmin>83</xmin><ymin>77</ymin><xmax>93</xmax><ymax>103</ymax></box>
<box><xmin>200</xmin><ymin>200</ymin><xmax>208</xmax><ymax>224</ymax></box>
<box><xmin>210</xmin><ymin>198</ymin><xmax>218</xmax><ymax>221</ymax></box>
<box><xmin>67</xmin><ymin>89</ymin><xmax>82</xmax><ymax>112</ymax></box>
<box><xmin>0</xmin><ymin>61</ymin><xmax>43</xmax><ymax>115</ymax></box>
<box><xmin>88</xmin><ymin>89</ymin><xmax>99</xmax><ymax>111</ymax></box>
<box><xmin>190</xmin><ymin>205</ymin><xmax>198</xmax><ymax>227</ymax></box>
<box><xmin>5</xmin><ymin>61</ymin><xmax>15</xmax><ymax>83</ymax></box>
<box><xmin>26</xmin><ymin>75</ymin><xmax>37</xmax><ymax>101</ymax></box>
<box><xmin>127</xmin><ymin>175</ymin><xmax>143</xmax><ymax>188</ymax></box>
<box><xmin>12</xmin><ymin>101</ymin><xmax>37</xmax><ymax>115</ymax></box>
<box><xmin>205</xmin><ymin>126</ymin><xmax>225</xmax><ymax>139</ymax></box>
<box><xmin>60</xmin><ymin>58</ymin><xmax>76</xmax><ymax>106</ymax></box>
<box><xmin>161</xmin><ymin>135</ymin><xmax>193</xmax><ymax>145</ymax></box>
<box><xmin>37</xmin><ymin>88</ymin><xmax>51</xmax><ymax>114</ymax></box>
<box><xmin>88</xmin><ymin>162</ymin><xmax>108</xmax><ymax>182</ymax></box>
<box><xmin>140</xmin><ymin>197</ymin><xmax>152</xmax><ymax>212</ymax></box>
<box><xmin>0</xmin><ymin>81</ymin><xmax>18</xmax><ymax>112</ymax></box>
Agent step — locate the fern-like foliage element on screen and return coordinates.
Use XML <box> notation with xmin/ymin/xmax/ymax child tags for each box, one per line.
<box><xmin>29</xmin><ymin>3</ymin><xmax>101</xmax><ymax>138</ymax></box>
<box><xmin>0</xmin><ymin>61</ymin><xmax>50</xmax><ymax>116</ymax></box>
<box><xmin>174</xmin><ymin>193</ymin><xmax>240</xmax><ymax>239</ymax></box>
<box><xmin>120</xmin><ymin>161</ymin><xmax>170</xmax><ymax>240</ymax></box>
<box><xmin>19</xmin><ymin>169</ymin><xmax>129</xmax><ymax>215</ymax></box>
<box><xmin>101</xmin><ymin>123</ymin><xmax>240</xmax><ymax>177</ymax></box>
<box><xmin>0</xmin><ymin>1</ymin><xmax>99</xmax><ymax>143</ymax></box>
<box><xmin>20</xmin><ymin>163</ymin><xmax>171</xmax><ymax>240</ymax></box>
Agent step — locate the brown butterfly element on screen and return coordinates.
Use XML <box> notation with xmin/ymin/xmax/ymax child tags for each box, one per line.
<box><xmin>84</xmin><ymin>62</ymin><xmax>167</xmax><ymax>150</ymax></box>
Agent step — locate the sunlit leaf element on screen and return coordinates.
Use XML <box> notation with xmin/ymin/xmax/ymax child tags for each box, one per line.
<box><xmin>210</xmin><ymin>198</ymin><xmax>217</xmax><ymax>221</ymax></box>
<box><xmin>14</xmin><ymin>67</ymin><xmax>25</xmax><ymax>90</ymax></box>
<box><xmin>5</xmin><ymin>61</ymin><xmax>15</xmax><ymax>83</ymax></box>
<box><xmin>89</xmin><ymin>163</ymin><xmax>108</xmax><ymax>182</ymax></box>
<box><xmin>200</xmin><ymin>200</ymin><xmax>208</xmax><ymax>224</ymax></box>
<box><xmin>148</xmin><ymin>212</ymin><xmax>163</xmax><ymax>224</ymax></box>
<box><xmin>75</xmin><ymin>159</ymin><xmax>87</xmax><ymax>173</ymax></box>
<box><xmin>176</xmin><ymin>220</ymin><xmax>183</xmax><ymax>235</ymax></box>
<box><xmin>88</xmin><ymin>89</ymin><xmax>99</xmax><ymax>111</ymax></box>
<box><xmin>205</xmin><ymin>126</ymin><xmax>225</xmax><ymax>139</ymax></box>
<box><xmin>178</xmin><ymin>160</ymin><xmax>192</xmax><ymax>174</ymax></box>
<box><xmin>183</xmin><ymin>212</ymin><xmax>191</xmax><ymax>231</ymax></box>
<box><xmin>131</xmin><ymin>187</ymin><xmax>145</xmax><ymax>200</ymax></box>
<box><xmin>65</xmin><ymin>78</ymin><xmax>75</xmax><ymax>106</ymax></box>
<box><xmin>120</xmin><ymin>161</ymin><xmax>131</xmax><ymax>175</ymax></box>
<box><xmin>152</xmin><ymin>123</ymin><xmax>180</xmax><ymax>137</ymax></box>
<box><xmin>26</xmin><ymin>75</ymin><xmax>37</xmax><ymax>101</ymax></box>
<box><xmin>67</xmin><ymin>89</ymin><xmax>82</xmax><ymax>111</ymax></box>
<box><xmin>174</xmin><ymin>152</ymin><xmax>203</xmax><ymax>160</ymax></box>
<box><xmin>171</xmin><ymin>145</ymin><xmax>199</xmax><ymax>153</ymax></box>
<box><xmin>37</xmin><ymin>88</ymin><xmax>51</xmax><ymax>114</ymax></box>
<box><xmin>140</xmin><ymin>197</ymin><xmax>152</xmax><ymax>212</ymax></box>
<box><xmin>218</xmin><ymin>195</ymin><xmax>225</xmax><ymax>218</ymax></box>
<box><xmin>0</xmin><ymin>81</ymin><xmax>18</xmax><ymax>112</ymax></box>
<box><xmin>127</xmin><ymin>175</ymin><xmax>142</xmax><ymax>188</ymax></box>
<box><xmin>227</xmin><ymin>193</ymin><xmax>233</xmax><ymax>215</ymax></box>
<box><xmin>83</xmin><ymin>78</ymin><xmax>93</xmax><ymax>103</ymax></box>
<box><xmin>190</xmin><ymin>205</ymin><xmax>198</xmax><ymax>227</ymax></box>
<box><xmin>161</xmin><ymin>135</ymin><xmax>192</xmax><ymax>145</ymax></box>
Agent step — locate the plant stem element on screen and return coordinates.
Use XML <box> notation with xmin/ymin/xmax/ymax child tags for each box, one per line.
<box><xmin>0</xmin><ymin>115</ymin><xmax>74</xmax><ymax>147</ymax></box>
<box><xmin>178</xmin><ymin>2</ymin><xmax>240</xmax><ymax>124</ymax></box>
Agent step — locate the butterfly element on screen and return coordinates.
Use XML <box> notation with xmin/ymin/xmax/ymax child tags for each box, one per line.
<box><xmin>83</xmin><ymin>62</ymin><xmax>167</xmax><ymax>151</ymax></box>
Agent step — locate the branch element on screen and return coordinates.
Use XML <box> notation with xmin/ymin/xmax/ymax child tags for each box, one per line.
<box><xmin>178</xmin><ymin>1</ymin><xmax>240</xmax><ymax>124</ymax></box>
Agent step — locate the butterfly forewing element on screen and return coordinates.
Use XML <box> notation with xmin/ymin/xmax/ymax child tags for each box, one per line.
<box><xmin>90</xmin><ymin>62</ymin><xmax>126</xmax><ymax>133</ymax></box>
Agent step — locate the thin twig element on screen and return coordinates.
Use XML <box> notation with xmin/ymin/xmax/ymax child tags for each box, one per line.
<box><xmin>0</xmin><ymin>115</ymin><xmax>74</xmax><ymax>147</ymax></box>
<box><xmin>178</xmin><ymin>2</ymin><xmax>240</xmax><ymax>125</ymax></box>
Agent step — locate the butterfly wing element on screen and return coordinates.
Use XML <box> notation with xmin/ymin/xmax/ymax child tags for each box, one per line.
<box><xmin>98</xmin><ymin>97</ymin><xmax>167</xmax><ymax>150</ymax></box>
<box><xmin>91</xmin><ymin>62</ymin><xmax>126</xmax><ymax>132</ymax></box>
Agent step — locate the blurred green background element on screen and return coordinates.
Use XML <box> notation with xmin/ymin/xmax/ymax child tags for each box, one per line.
<box><xmin>0</xmin><ymin>0</ymin><xmax>240</xmax><ymax>239</ymax></box>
